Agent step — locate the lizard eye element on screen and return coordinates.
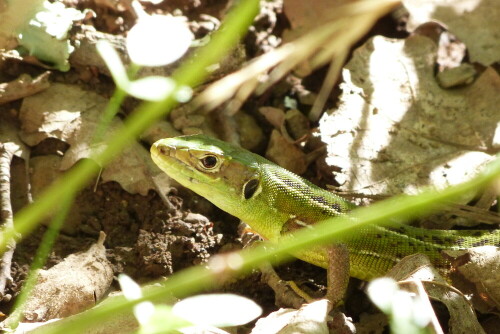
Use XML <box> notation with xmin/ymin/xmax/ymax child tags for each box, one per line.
<box><xmin>200</xmin><ymin>155</ymin><xmax>218</xmax><ymax>169</ymax></box>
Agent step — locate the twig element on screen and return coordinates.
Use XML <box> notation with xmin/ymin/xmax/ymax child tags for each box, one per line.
<box><xmin>0</xmin><ymin>142</ymin><xmax>19</xmax><ymax>301</ymax></box>
<box><xmin>0</xmin><ymin>72</ymin><xmax>50</xmax><ymax>105</ymax></box>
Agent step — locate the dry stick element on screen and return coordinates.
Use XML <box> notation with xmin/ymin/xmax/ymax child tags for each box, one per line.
<box><xmin>308</xmin><ymin>48</ymin><xmax>348</xmax><ymax>122</ymax></box>
<box><xmin>0</xmin><ymin>143</ymin><xmax>19</xmax><ymax>301</ymax></box>
<box><xmin>0</xmin><ymin>72</ymin><xmax>50</xmax><ymax>105</ymax></box>
<box><xmin>474</xmin><ymin>178</ymin><xmax>500</xmax><ymax>210</ymax></box>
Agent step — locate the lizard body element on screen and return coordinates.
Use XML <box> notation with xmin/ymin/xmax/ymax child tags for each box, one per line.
<box><xmin>151</xmin><ymin>135</ymin><xmax>500</xmax><ymax>281</ymax></box>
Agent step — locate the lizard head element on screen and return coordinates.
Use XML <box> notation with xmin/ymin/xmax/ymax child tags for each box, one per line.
<box><xmin>151</xmin><ymin>135</ymin><xmax>264</xmax><ymax>210</ymax></box>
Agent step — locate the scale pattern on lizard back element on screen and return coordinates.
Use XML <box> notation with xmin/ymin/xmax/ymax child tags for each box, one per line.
<box><xmin>257</xmin><ymin>162</ymin><xmax>500</xmax><ymax>279</ymax></box>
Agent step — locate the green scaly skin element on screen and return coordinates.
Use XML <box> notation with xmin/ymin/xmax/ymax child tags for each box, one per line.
<box><xmin>151</xmin><ymin>134</ymin><xmax>500</xmax><ymax>281</ymax></box>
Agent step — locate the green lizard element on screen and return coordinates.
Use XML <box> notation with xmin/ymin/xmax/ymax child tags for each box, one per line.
<box><xmin>150</xmin><ymin>134</ymin><xmax>500</xmax><ymax>291</ymax></box>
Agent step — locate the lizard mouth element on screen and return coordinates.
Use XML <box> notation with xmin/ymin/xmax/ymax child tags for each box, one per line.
<box><xmin>151</xmin><ymin>142</ymin><xmax>182</xmax><ymax>171</ymax></box>
<box><xmin>151</xmin><ymin>142</ymin><xmax>173</xmax><ymax>163</ymax></box>
<box><xmin>151</xmin><ymin>141</ymin><xmax>200</xmax><ymax>183</ymax></box>
<box><xmin>152</xmin><ymin>141</ymin><xmax>174</xmax><ymax>157</ymax></box>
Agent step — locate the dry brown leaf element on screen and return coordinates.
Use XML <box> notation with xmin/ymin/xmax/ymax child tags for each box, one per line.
<box><xmin>259</xmin><ymin>107</ymin><xmax>310</xmax><ymax>143</ymax></box>
<box><xmin>424</xmin><ymin>281</ymin><xmax>486</xmax><ymax>334</ymax></box>
<box><xmin>284</xmin><ymin>109</ymin><xmax>310</xmax><ymax>141</ymax></box>
<box><xmin>319</xmin><ymin>35</ymin><xmax>499</xmax><ymax>197</ymax></box>
<box><xmin>13</xmin><ymin>285</ymin><xmax>179</xmax><ymax>333</ymax></box>
<box><xmin>283</xmin><ymin>0</ymin><xmax>353</xmax><ymax>42</ymax></box>
<box><xmin>445</xmin><ymin>246</ymin><xmax>500</xmax><ymax>310</ymax></box>
<box><xmin>19</xmin><ymin>83</ymin><xmax>170</xmax><ymax>195</ymax></box>
<box><xmin>234</xmin><ymin>112</ymin><xmax>265</xmax><ymax>151</ymax></box>
<box><xmin>19</xmin><ymin>83</ymin><xmax>108</xmax><ymax>146</ymax></box>
<box><xmin>387</xmin><ymin>254</ymin><xmax>486</xmax><ymax>334</ymax></box>
<box><xmin>4</xmin><ymin>233</ymin><xmax>113</xmax><ymax>324</ymax></box>
<box><xmin>265</xmin><ymin>130</ymin><xmax>307</xmax><ymax>175</ymax></box>
<box><xmin>404</xmin><ymin>0</ymin><xmax>500</xmax><ymax>66</ymax></box>
<box><xmin>259</xmin><ymin>106</ymin><xmax>286</xmax><ymax>130</ymax></box>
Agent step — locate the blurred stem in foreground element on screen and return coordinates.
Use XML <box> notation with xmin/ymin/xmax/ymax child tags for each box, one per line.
<box><xmin>2</xmin><ymin>0</ymin><xmax>261</xmax><ymax>253</ymax></box>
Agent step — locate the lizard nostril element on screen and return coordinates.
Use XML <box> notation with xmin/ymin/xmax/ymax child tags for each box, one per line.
<box><xmin>157</xmin><ymin>145</ymin><xmax>168</xmax><ymax>155</ymax></box>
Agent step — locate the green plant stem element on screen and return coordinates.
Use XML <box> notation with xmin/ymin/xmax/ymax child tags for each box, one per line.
<box><xmin>92</xmin><ymin>63</ymin><xmax>141</xmax><ymax>145</ymax></box>
<box><xmin>92</xmin><ymin>88</ymin><xmax>127</xmax><ymax>145</ymax></box>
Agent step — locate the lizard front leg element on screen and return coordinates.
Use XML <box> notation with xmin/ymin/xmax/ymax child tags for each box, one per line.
<box><xmin>281</xmin><ymin>217</ymin><xmax>351</xmax><ymax>307</ymax></box>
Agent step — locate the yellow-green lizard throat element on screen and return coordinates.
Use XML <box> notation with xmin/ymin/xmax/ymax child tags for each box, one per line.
<box><xmin>151</xmin><ymin>135</ymin><xmax>500</xmax><ymax>281</ymax></box>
